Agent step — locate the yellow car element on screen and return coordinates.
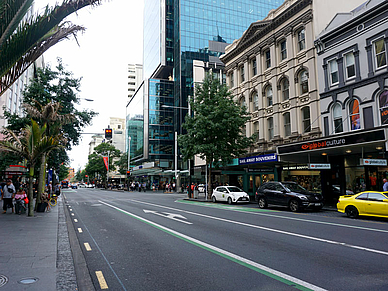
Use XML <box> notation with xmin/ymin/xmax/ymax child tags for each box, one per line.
<box><xmin>337</xmin><ymin>191</ymin><xmax>388</xmax><ymax>218</ymax></box>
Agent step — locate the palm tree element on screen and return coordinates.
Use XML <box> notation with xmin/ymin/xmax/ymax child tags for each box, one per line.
<box><xmin>0</xmin><ymin>0</ymin><xmax>103</xmax><ymax>95</ymax></box>
<box><xmin>23</xmin><ymin>100</ymin><xmax>74</xmax><ymax>206</ymax></box>
<box><xmin>0</xmin><ymin>120</ymin><xmax>62</xmax><ymax>216</ymax></box>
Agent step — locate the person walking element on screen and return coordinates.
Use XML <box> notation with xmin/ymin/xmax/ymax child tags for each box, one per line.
<box><xmin>2</xmin><ymin>180</ymin><xmax>15</xmax><ymax>214</ymax></box>
<box><xmin>383</xmin><ymin>178</ymin><xmax>388</xmax><ymax>192</ymax></box>
<box><xmin>14</xmin><ymin>187</ymin><xmax>27</xmax><ymax>214</ymax></box>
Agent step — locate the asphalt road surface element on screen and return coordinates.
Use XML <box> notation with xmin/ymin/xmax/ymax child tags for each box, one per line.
<box><xmin>63</xmin><ymin>188</ymin><xmax>388</xmax><ymax>291</ymax></box>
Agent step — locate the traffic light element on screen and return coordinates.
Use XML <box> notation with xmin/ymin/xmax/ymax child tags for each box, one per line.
<box><xmin>105</xmin><ymin>128</ymin><xmax>112</xmax><ymax>139</ymax></box>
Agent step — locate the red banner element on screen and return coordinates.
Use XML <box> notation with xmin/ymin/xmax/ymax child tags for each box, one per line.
<box><xmin>103</xmin><ymin>156</ymin><xmax>109</xmax><ymax>171</ymax></box>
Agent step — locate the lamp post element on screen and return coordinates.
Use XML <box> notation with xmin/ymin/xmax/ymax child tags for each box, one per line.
<box><xmin>161</xmin><ymin>101</ymin><xmax>191</xmax><ymax>195</ymax></box>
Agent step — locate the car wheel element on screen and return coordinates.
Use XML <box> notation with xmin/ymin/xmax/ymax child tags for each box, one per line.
<box><xmin>227</xmin><ymin>197</ymin><xmax>233</xmax><ymax>205</ymax></box>
<box><xmin>258</xmin><ymin>197</ymin><xmax>267</xmax><ymax>209</ymax></box>
<box><xmin>212</xmin><ymin>196</ymin><xmax>216</xmax><ymax>203</ymax></box>
<box><xmin>345</xmin><ymin>205</ymin><xmax>359</xmax><ymax>218</ymax></box>
<box><xmin>289</xmin><ymin>199</ymin><xmax>300</xmax><ymax>212</ymax></box>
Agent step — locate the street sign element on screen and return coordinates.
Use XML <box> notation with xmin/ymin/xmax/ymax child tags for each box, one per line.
<box><xmin>308</xmin><ymin>164</ymin><xmax>331</xmax><ymax>169</ymax></box>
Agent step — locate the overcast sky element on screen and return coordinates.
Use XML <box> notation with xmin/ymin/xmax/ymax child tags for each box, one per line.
<box><xmin>34</xmin><ymin>0</ymin><xmax>144</xmax><ymax>170</ymax></box>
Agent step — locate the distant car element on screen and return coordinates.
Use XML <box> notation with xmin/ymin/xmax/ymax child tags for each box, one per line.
<box><xmin>86</xmin><ymin>184</ymin><xmax>95</xmax><ymax>188</ymax></box>
<box><xmin>211</xmin><ymin>186</ymin><xmax>250</xmax><ymax>204</ymax></box>
<box><xmin>71</xmin><ymin>184</ymin><xmax>78</xmax><ymax>189</ymax></box>
<box><xmin>198</xmin><ymin>184</ymin><xmax>205</xmax><ymax>193</ymax></box>
<box><xmin>255</xmin><ymin>181</ymin><xmax>324</xmax><ymax>212</ymax></box>
<box><xmin>332</xmin><ymin>185</ymin><xmax>354</xmax><ymax>196</ymax></box>
<box><xmin>337</xmin><ymin>191</ymin><xmax>388</xmax><ymax>218</ymax></box>
<box><xmin>78</xmin><ymin>183</ymin><xmax>86</xmax><ymax>188</ymax></box>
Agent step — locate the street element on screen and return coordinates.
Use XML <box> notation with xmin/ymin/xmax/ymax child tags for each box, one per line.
<box><xmin>63</xmin><ymin>188</ymin><xmax>388</xmax><ymax>291</ymax></box>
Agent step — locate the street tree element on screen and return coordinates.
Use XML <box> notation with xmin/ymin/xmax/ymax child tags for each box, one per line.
<box><xmin>85</xmin><ymin>143</ymin><xmax>120</xmax><ymax>187</ymax></box>
<box><xmin>178</xmin><ymin>73</ymin><xmax>254</xmax><ymax>199</ymax></box>
<box><xmin>0</xmin><ymin>0</ymin><xmax>104</xmax><ymax>94</ymax></box>
<box><xmin>0</xmin><ymin>120</ymin><xmax>62</xmax><ymax>216</ymax></box>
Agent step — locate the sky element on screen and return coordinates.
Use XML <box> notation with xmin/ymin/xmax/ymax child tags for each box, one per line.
<box><xmin>34</xmin><ymin>0</ymin><xmax>144</xmax><ymax>170</ymax></box>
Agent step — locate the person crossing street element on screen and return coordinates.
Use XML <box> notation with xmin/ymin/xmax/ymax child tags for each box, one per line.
<box><xmin>2</xmin><ymin>180</ymin><xmax>15</xmax><ymax>214</ymax></box>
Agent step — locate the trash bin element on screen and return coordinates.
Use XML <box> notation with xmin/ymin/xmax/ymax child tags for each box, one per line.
<box><xmin>193</xmin><ymin>189</ymin><xmax>199</xmax><ymax>199</ymax></box>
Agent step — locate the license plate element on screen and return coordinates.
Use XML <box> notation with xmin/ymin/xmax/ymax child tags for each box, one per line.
<box><xmin>315</xmin><ymin>203</ymin><xmax>321</xmax><ymax>206</ymax></box>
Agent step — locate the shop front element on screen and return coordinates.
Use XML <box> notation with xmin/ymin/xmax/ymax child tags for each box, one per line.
<box><xmin>277</xmin><ymin>128</ymin><xmax>388</xmax><ymax>205</ymax></box>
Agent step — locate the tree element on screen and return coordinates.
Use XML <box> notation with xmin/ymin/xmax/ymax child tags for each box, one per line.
<box><xmin>58</xmin><ymin>164</ymin><xmax>70</xmax><ymax>182</ymax></box>
<box><xmin>85</xmin><ymin>143</ymin><xmax>120</xmax><ymax>187</ymax></box>
<box><xmin>0</xmin><ymin>0</ymin><xmax>104</xmax><ymax>94</ymax></box>
<box><xmin>178</xmin><ymin>73</ymin><xmax>254</xmax><ymax>199</ymax></box>
<box><xmin>0</xmin><ymin>120</ymin><xmax>62</xmax><ymax>216</ymax></box>
<box><xmin>115</xmin><ymin>152</ymin><xmax>129</xmax><ymax>175</ymax></box>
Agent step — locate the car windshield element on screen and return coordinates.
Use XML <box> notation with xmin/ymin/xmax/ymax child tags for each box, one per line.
<box><xmin>227</xmin><ymin>186</ymin><xmax>243</xmax><ymax>192</ymax></box>
<box><xmin>282</xmin><ymin>183</ymin><xmax>307</xmax><ymax>193</ymax></box>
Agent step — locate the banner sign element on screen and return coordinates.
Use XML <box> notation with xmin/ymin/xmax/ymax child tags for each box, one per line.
<box><xmin>239</xmin><ymin>153</ymin><xmax>277</xmax><ymax>165</ymax></box>
<box><xmin>360</xmin><ymin>159</ymin><xmax>387</xmax><ymax>166</ymax></box>
<box><xmin>308</xmin><ymin>163</ymin><xmax>331</xmax><ymax>169</ymax></box>
<box><xmin>103</xmin><ymin>156</ymin><xmax>109</xmax><ymax>171</ymax></box>
<box><xmin>277</xmin><ymin>129</ymin><xmax>385</xmax><ymax>155</ymax></box>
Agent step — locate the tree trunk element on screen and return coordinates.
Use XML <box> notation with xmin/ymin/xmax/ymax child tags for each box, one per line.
<box><xmin>28</xmin><ymin>166</ymin><xmax>34</xmax><ymax>217</ymax></box>
<box><xmin>207</xmin><ymin>161</ymin><xmax>212</xmax><ymax>200</ymax></box>
<box><xmin>36</xmin><ymin>154</ymin><xmax>46</xmax><ymax>209</ymax></box>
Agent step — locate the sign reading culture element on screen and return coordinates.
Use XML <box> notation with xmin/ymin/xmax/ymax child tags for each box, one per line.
<box><xmin>239</xmin><ymin>154</ymin><xmax>277</xmax><ymax>165</ymax></box>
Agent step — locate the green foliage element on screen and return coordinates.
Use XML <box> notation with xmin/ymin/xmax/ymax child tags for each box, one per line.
<box><xmin>58</xmin><ymin>163</ymin><xmax>69</xmax><ymax>182</ymax></box>
<box><xmin>115</xmin><ymin>152</ymin><xmax>129</xmax><ymax>175</ymax></box>
<box><xmin>178</xmin><ymin>73</ymin><xmax>254</xmax><ymax>166</ymax></box>
<box><xmin>85</xmin><ymin>143</ymin><xmax>121</xmax><ymax>182</ymax></box>
<box><xmin>75</xmin><ymin>168</ymin><xmax>86</xmax><ymax>181</ymax></box>
<box><xmin>0</xmin><ymin>151</ymin><xmax>23</xmax><ymax>173</ymax></box>
<box><xmin>0</xmin><ymin>0</ymin><xmax>103</xmax><ymax>94</ymax></box>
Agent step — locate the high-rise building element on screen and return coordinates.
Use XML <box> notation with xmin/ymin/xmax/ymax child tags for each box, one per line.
<box><xmin>127</xmin><ymin>64</ymin><xmax>143</xmax><ymax>99</ymax></box>
<box><xmin>128</xmin><ymin>0</ymin><xmax>284</xmax><ymax>185</ymax></box>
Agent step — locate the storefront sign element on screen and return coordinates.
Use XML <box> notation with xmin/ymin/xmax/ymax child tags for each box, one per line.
<box><xmin>277</xmin><ymin>129</ymin><xmax>385</xmax><ymax>155</ymax></box>
<box><xmin>247</xmin><ymin>168</ymin><xmax>274</xmax><ymax>173</ymax></box>
<box><xmin>360</xmin><ymin>159</ymin><xmax>387</xmax><ymax>166</ymax></box>
<box><xmin>308</xmin><ymin>163</ymin><xmax>331</xmax><ymax>169</ymax></box>
<box><xmin>239</xmin><ymin>154</ymin><xmax>277</xmax><ymax>165</ymax></box>
<box><xmin>282</xmin><ymin>165</ymin><xmax>309</xmax><ymax>170</ymax></box>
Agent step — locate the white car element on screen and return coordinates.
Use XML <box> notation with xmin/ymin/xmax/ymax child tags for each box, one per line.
<box><xmin>198</xmin><ymin>184</ymin><xmax>205</xmax><ymax>193</ymax></box>
<box><xmin>86</xmin><ymin>184</ymin><xmax>95</xmax><ymax>188</ymax></box>
<box><xmin>211</xmin><ymin>186</ymin><xmax>250</xmax><ymax>204</ymax></box>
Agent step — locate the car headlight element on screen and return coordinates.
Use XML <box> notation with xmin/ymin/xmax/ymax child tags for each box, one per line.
<box><xmin>299</xmin><ymin>195</ymin><xmax>308</xmax><ymax>200</ymax></box>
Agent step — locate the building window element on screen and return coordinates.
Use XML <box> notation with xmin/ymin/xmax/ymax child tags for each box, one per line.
<box><xmin>240</xmin><ymin>66</ymin><xmax>245</xmax><ymax>83</ymax></box>
<box><xmin>300</xmin><ymin>70</ymin><xmax>309</xmax><ymax>94</ymax></box>
<box><xmin>297</xmin><ymin>28</ymin><xmax>306</xmax><ymax>51</ymax></box>
<box><xmin>302</xmin><ymin>106</ymin><xmax>311</xmax><ymax>133</ymax></box>
<box><xmin>379</xmin><ymin>90</ymin><xmax>388</xmax><ymax>125</ymax></box>
<box><xmin>230</xmin><ymin>71</ymin><xmax>234</xmax><ymax>87</ymax></box>
<box><xmin>281</xmin><ymin>79</ymin><xmax>289</xmax><ymax>101</ymax></box>
<box><xmin>283</xmin><ymin>112</ymin><xmax>291</xmax><ymax>137</ymax></box>
<box><xmin>254</xmin><ymin>121</ymin><xmax>259</xmax><ymax>133</ymax></box>
<box><xmin>374</xmin><ymin>38</ymin><xmax>387</xmax><ymax>69</ymax></box>
<box><xmin>268</xmin><ymin>117</ymin><xmax>274</xmax><ymax>140</ymax></box>
<box><xmin>253</xmin><ymin>92</ymin><xmax>259</xmax><ymax>111</ymax></box>
<box><xmin>280</xmin><ymin>40</ymin><xmax>287</xmax><ymax>61</ymax></box>
<box><xmin>265</xmin><ymin>86</ymin><xmax>273</xmax><ymax>106</ymax></box>
<box><xmin>252</xmin><ymin>59</ymin><xmax>257</xmax><ymax>76</ymax></box>
<box><xmin>345</xmin><ymin>52</ymin><xmax>355</xmax><ymax>79</ymax></box>
<box><xmin>333</xmin><ymin>103</ymin><xmax>343</xmax><ymax>133</ymax></box>
<box><xmin>265</xmin><ymin>50</ymin><xmax>271</xmax><ymax>69</ymax></box>
<box><xmin>240</xmin><ymin>96</ymin><xmax>246</xmax><ymax>108</ymax></box>
<box><xmin>329</xmin><ymin>59</ymin><xmax>339</xmax><ymax>85</ymax></box>
<box><xmin>349</xmin><ymin>99</ymin><xmax>360</xmax><ymax>130</ymax></box>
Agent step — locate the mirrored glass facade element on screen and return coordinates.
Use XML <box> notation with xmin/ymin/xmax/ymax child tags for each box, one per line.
<box><xmin>126</xmin><ymin>83</ymin><xmax>144</xmax><ymax>160</ymax></box>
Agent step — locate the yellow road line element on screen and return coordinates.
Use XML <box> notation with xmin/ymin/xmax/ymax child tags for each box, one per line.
<box><xmin>77</xmin><ymin>228</ymin><xmax>83</xmax><ymax>233</ymax></box>
<box><xmin>84</xmin><ymin>242</ymin><xmax>92</xmax><ymax>251</ymax></box>
<box><xmin>95</xmin><ymin>271</ymin><xmax>108</xmax><ymax>289</ymax></box>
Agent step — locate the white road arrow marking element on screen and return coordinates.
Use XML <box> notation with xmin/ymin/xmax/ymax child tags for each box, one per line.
<box><xmin>143</xmin><ymin>210</ymin><xmax>192</xmax><ymax>225</ymax></box>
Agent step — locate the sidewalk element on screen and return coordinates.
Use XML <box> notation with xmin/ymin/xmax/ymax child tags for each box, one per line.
<box><xmin>0</xmin><ymin>197</ymin><xmax>77</xmax><ymax>290</ymax></box>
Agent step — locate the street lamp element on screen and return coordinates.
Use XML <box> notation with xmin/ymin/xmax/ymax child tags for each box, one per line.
<box><xmin>161</xmin><ymin>101</ymin><xmax>192</xmax><ymax>196</ymax></box>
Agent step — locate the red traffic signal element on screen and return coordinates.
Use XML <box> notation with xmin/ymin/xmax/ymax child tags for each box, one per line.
<box><xmin>105</xmin><ymin>128</ymin><xmax>112</xmax><ymax>139</ymax></box>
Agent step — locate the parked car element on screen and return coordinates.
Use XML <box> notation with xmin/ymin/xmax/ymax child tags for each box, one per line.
<box><xmin>198</xmin><ymin>184</ymin><xmax>205</xmax><ymax>193</ymax></box>
<box><xmin>71</xmin><ymin>184</ymin><xmax>78</xmax><ymax>189</ymax></box>
<box><xmin>255</xmin><ymin>181</ymin><xmax>324</xmax><ymax>212</ymax></box>
<box><xmin>211</xmin><ymin>186</ymin><xmax>250</xmax><ymax>204</ymax></box>
<box><xmin>337</xmin><ymin>191</ymin><xmax>388</xmax><ymax>218</ymax></box>
<box><xmin>86</xmin><ymin>184</ymin><xmax>95</xmax><ymax>188</ymax></box>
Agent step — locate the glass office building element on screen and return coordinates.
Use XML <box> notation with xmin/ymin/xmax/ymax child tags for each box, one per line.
<box><xmin>129</xmin><ymin>0</ymin><xmax>283</xmax><ymax>180</ymax></box>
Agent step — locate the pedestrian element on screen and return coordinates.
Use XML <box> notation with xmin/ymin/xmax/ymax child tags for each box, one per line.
<box><xmin>2</xmin><ymin>180</ymin><xmax>15</xmax><ymax>214</ymax></box>
<box><xmin>383</xmin><ymin>178</ymin><xmax>388</xmax><ymax>192</ymax></box>
<box><xmin>54</xmin><ymin>183</ymin><xmax>61</xmax><ymax>196</ymax></box>
<box><xmin>142</xmin><ymin>182</ymin><xmax>146</xmax><ymax>192</ymax></box>
<box><xmin>14</xmin><ymin>187</ymin><xmax>27</xmax><ymax>215</ymax></box>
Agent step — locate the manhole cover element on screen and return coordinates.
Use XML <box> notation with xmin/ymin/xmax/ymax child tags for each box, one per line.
<box><xmin>18</xmin><ymin>277</ymin><xmax>39</xmax><ymax>285</ymax></box>
<box><xmin>0</xmin><ymin>275</ymin><xmax>8</xmax><ymax>287</ymax></box>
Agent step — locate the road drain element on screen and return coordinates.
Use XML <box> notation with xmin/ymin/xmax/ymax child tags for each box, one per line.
<box><xmin>0</xmin><ymin>275</ymin><xmax>8</xmax><ymax>287</ymax></box>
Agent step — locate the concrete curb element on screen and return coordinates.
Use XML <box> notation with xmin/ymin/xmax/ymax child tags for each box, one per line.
<box><xmin>63</xmin><ymin>197</ymin><xmax>95</xmax><ymax>291</ymax></box>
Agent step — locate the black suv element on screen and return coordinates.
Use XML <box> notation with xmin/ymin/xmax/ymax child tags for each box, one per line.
<box><xmin>255</xmin><ymin>181</ymin><xmax>323</xmax><ymax>212</ymax></box>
